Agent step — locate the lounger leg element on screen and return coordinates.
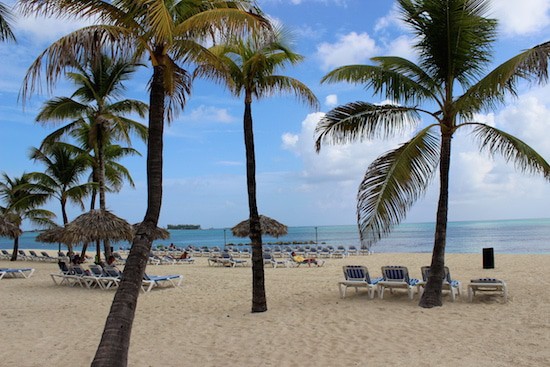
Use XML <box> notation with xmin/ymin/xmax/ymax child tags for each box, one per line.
<box><xmin>502</xmin><ymin>285</ymin><xmax>508</xmax><ymax>303</ymax></box>
<box><xmin>468</xmin><ymin>286</ymin><xmax>474</xmax><ymax>302</ymax></box>
<box><xmin>339</xmin><ymin>284</ymin><xmax>347</xmax><ymax>299</ymax></box>
<box><xmin>379</xmin><ymin>285</ymin><xmax>385</xmax><ymax>299</ymax></box>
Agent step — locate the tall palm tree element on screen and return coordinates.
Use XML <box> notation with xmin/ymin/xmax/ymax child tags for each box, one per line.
<box><xmin>35</xmin><ymin>53</ymin><xmax>148</xmax><ymax>259</ymax></box>
<box><xmin>198</xmin><ymin>26</ymin><xmax>319</xmax><ymax>312</ymax></box>
<box><xmin>0</xmin><ymin>2</ymin><xmax>15</xmax><ymax>42</ymax></box>
<box><xmin>315</xmin><ymin>0</ymin><xmax>550</xmax><ymax>308</ymax></box>
<box><xmin>18</xmin><ymin>1</ymin><xmax>267</xmax><ymax>364</ymax></box>
<box><xmin>0</xmin><ymin>173</ymin><xmax>56</xmax><ymax>261</ymax></box>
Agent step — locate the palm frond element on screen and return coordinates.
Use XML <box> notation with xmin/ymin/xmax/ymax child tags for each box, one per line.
<box><xmin>471</xmin><ymin>124</ymin><xmax>550</xmax><ymax>179</ymax></box>
<box><xmin>315</xmin><ymin>102</ymin><xmax>421</xmax><ymax>152</ymax></box>
<box><xmin>35</xmin><ymin>98</ymin><xmax>90</xmax><ymax>123</ymax></box>
<box><xmin>321</xmin><ymin>63</ymin><xmax>435</xmax><ymax>105</ymax></box>
<box><xmin>458</xmin><ymin>41</ymin><xmax>550</xmax><ymax>115</ymax></box>
<box><xmin>256</xmin><ymin>75</ymin><xmax>319</xmax><ymax>109</ymax></box>
<box><xmin>0</xmin><ymin>2</ymin><xmax>16</xmax><ymax>42</ymax></box>
<box><xmin>357</xmin><ymin>127</ymin><xmax>440</xmax><ymax>249</ymax></box>
<box><xmin>19</xmin><ymin>25</ymin><xmax>136</xmax><ymax>103</ymax></box>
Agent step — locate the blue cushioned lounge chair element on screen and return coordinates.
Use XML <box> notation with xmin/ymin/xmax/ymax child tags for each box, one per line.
<box><xmin>0</xmin><ymin>267</ymin><xmax>35</xmax><ymax>279</ymax></box>
<box><xmin>338</xmin><ymin>265</ymin><xmax>382</xmax><ymax>299</ymax></box>
<box><xmin>378</xmin><ymin>266</ymin><xmax>420</xmax><ymax>300</ymax></box>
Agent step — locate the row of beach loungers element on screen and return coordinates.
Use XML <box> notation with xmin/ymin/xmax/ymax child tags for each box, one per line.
<box><xmin>1</xmin><ymin>249</ymin><xmax>59</xmax><ymax>262</ymax></box>
<box><xmin>50</xmin><ymin>262</ymin><xmax>183</xmax><ymax>292</ymax></box>
<box><xmin>338</xmin><ymin>265</ymin><xmax>508</xmax><ymax>302</ymax></box>
<box><xmin>148</xmin><ymin>245</ymin><xmax>369</xmax><ymax>260</ymax></box>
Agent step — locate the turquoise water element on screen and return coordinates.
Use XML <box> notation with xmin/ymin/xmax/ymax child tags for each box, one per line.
<box><xmin>1</xmin><ymin>218</ymin><xmax>549</xmax><ymax>254</ymax></box>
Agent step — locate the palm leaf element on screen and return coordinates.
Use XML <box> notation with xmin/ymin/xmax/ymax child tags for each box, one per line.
<box><xmin>471</xmin><ymin>124</ymin><xmax>550</xmax><ymax>179</ymax></box>
<box><xmin>0</xmin><ymin>2</ymin><xmax>16</xmax><ymax>42</ymax></box>
<box><xmin>315</xmin><ymin>102</ymin><xmax>421</xmax><ymax>152</ymax></box>
<box><xmin>458</xmin><ymin>41</ymin><xmax>550</xmax><ymax>115</ymax></box>
<box><xmin>357</xmin><ymin>127</ymin><xmax>440</xmax><ymax>249</ymax></box>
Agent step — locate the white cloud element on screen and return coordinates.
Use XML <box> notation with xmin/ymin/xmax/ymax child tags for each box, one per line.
<box><xmin>491</xmin><ymin>0</ymin><xmax>550</xmax><ymax>36</ymax></box>
<box><xmin>324</xmin><ymin>94</ymin><xmax>338</xmax><ymax>107</ymax></box>
<box><xmin>316</xmin><ymin>32</ymin><xmax>379</xmax><ymax>70</ymax></box>
<box><xmin>383</xmin><ymin>35</ymin><xmax>417</xmax><ymax>61</ymax></box>
<box><xmin>184</xmin><ymin>105</ymin><xmax>236</xmax><ymax>123</ymax></box>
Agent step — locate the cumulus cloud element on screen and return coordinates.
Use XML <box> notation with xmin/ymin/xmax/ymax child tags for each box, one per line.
<box><xmin>316</xmin><ymin>32</ymin><xmax>379</xmax><ymax>70</ymax></box>
<box><xmin>491</xmin><ymin>0</ymin><xmax>550</xmax><ymax>36</ymax></box>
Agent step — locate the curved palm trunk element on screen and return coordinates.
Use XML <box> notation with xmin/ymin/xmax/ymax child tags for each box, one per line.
<box><xmin>419</xmin><ymin>130</ymin><xmax>452</xmax><ymax>308</ymax></box>
<box><xmin>10</xmin><ymin>236</ymin><xmax>19</xmax><ymax>261</ymax></box>
<box><xmin>243</xmin><ymin>97</ymin><xmax>267</xmax><ymax>313</ymax></box>
<box><xmin>92</xmin><ymin>61</ymin><xmax>165</xmax><ymax>367</ymax></box>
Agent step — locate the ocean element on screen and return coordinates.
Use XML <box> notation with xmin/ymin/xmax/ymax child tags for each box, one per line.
<box><xmin>1</xmin><ymin>218</ymin><xmax>549</xmax><ymax>254</ymax></box>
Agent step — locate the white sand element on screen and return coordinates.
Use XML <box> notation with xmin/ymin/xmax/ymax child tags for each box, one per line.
<box><xmin>1</xmin><ymin>251</ymin><xmax>549</xmax><ymax>366</ymax></box>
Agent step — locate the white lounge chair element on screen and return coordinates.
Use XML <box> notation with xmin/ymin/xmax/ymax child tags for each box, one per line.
<box><xmin>338</xmin><ymin>265</ymin><xmax>382</xmax><ymax>299</ymax></box>
<box><xmin>468</xmin><ymin>278</ymin><xmax>508</xmax><ymax>302</ymax></box>
<box><xmin>142</xmin><ymin>273</ymin><xmax>183</xmax><ymax>292</ymax></box>
<box><xmin>0</xmin><ymin>267</ymin><xmax>35</xmax><ymax>279</ymax></box>
<box><xmin>378</xmin><ymin>266</ymin><xmax>420</xmax><ymax>300</ymax></box>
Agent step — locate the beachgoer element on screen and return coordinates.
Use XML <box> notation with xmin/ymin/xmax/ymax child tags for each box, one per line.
<box><xmin>71</xmin><ymin>254</ymin><xmax>82</xmax><ymax>265</ymax></box>
<box><xmin>291</xmin><ymin>251</ymin><xmax>319</xmax><ymax>267</ymax></box>
<box><xmin>180</xmin><ymin>251</ymin><xmax>188</xmax><ymax>259</ymax></box>
<box><xmin>107</xmin><ymin>255</ymin><xmax>117</xmax><ymax>266</ymax></box>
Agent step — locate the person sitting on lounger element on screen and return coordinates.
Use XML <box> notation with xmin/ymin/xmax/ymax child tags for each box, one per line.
<box><xmin>291</xmin><ymin>251</ymin><xmax>320</xmax><ymax>267</ymax></box>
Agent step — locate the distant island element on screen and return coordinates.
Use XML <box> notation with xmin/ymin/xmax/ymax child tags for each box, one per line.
<box><xmin>167</xmin><ymin>224</ymin><xmax>201</xmax><ymax>230</ymax></box>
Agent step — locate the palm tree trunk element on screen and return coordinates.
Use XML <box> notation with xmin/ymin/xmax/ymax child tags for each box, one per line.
<box><xmin>419</xmin><ymin>130</ymin><xmax>452</xmax><ymax>308</ymax></box>
<box><xmin>243</xmin><ymin>96</ymin><xmax>267</xmax><ymax>313</ymax></box>
<box><xmin>61</xmin><ymin>200</ymin><xmax>74</xmax><ymax>253</ymax></box>
<box><xmin>92</xmin><ymin>60</ymin><xmax>165</xmax><ymax>367</ymax></box>
<box><xmin>97</xmin><ymin>124</ymin><xmax>112</xmax><ymax>260</ymax></box>
<box><xmin>10</xmin><ymin>236</ymin><xmax>19</xmax><ymax>261</ymax></box>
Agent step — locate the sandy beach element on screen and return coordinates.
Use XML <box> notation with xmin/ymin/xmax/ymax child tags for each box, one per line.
<box><xmin>1</xmin><ymin>251</ymin><xmax>549</xmax><ymax>367</ymax></box>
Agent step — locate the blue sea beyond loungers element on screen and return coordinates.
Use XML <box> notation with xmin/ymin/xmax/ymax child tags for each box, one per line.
<box><xmin>1</xmin><ymin>218</ymin><xmax>549</xmax><ymax>255</ymax></box>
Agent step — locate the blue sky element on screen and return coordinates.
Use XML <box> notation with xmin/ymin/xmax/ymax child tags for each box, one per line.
<box><xmin>1</xmin><ymin>0</ymin><xmax>549</xmax><ymax>230</ymax></box>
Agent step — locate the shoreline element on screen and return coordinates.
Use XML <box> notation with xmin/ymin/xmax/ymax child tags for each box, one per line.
<box><xmin>1</xmin><ymin>252</ymin><xmax>549</xmax><ymax>366</ymax></box>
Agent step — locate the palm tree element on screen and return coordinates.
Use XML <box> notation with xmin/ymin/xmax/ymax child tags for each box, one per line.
<box><xmin>0</xmin><ymin>173</ymin><xmax>56</xmax><ymax>261</ymax></box>
<box><xmin>18</xmin><ymin>1</ymin><xmax>267</xmax><ymax>364</ymax></box>
<box><xmin>315</xmin><ymin>0</ymin><xmax>550</xmax><ymax>308</ymax></box>
<box><xmin>198</xmin><ymin>26</ymin><xmax>319</xmax><ymax>312</ymax></box>
<box><xmin>28</xmin><ymin>142</ymin><xmax>92</xmax><ymax>225</ymax></box>
<box><xmin>0</xmin><ymin>2</ymin><xmax>15</xmax><ymax>42</ymax></box>
<box><xmin>28</xmin><ymin>142</ymin><xmax>94</xmax><ymax>253</ymax></box>
<box><xmin>35</xmin><ymin>53</ymin><xmax>148</xmax><ymax>259</ymax></box>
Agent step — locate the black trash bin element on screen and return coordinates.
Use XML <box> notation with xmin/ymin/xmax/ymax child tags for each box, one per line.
<box><xmin>482</xmin><ymin>247</ymin><xmax>494</xmax><ymax>269</ymax></box>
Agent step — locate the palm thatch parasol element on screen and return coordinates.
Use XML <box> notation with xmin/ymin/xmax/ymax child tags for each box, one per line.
<box><xmin>36</xmin><ymin>226</ymin><xmax>73</xmax><ymax>252</ymax></box>
<box><xmin>63</xmin><ymin>210</ymin><xmax>134</xmax><ymax>244</ymax></box>
<box><xmin>133</xmin><ymin>223</ymin><xmax>170</xmax><ymax>241</ymax></box>
<box><xmin>0</xmin><ymin>216</ymin><xmax>21</xmax><ymax>238</ymax></box>
<box><xmin>231</xmin><ymin>215</ymin><xmax>288</xmax><ymax>238</ymax></box>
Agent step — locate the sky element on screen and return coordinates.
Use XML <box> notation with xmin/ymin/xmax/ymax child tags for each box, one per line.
<box><xmin>0</xmin><ymin>0</ymin><xmax>549</xmax><ymax>230</ymax></box>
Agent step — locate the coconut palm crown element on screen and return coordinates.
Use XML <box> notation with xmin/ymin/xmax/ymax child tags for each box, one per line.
<box><xmin>315</xmin><ymin>0</ymin><xmax>550</xmax><ymax>308</ymax></box>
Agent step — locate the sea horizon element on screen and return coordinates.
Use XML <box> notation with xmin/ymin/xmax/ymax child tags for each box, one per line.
<box><xmin>2</xmin><ymin>217</ymin><xmax>550</xmax><ymax>255</ymax></box>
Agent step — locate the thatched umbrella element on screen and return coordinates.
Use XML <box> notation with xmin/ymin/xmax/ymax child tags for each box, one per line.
<box><xmin>36</xmin><ymin>226</ymin><xmax>71</xmax><ymax>253</ymax></box>
<box><xmin>63</xmin><ymin>210</ymin><xmax>134</xmax><ymax>261</ymax></box>
<box><xmin>231</xmin><ymin>215</ymin><xmax>288</xmax><ymax>238</ymax></box>
<box><xmin>133</xmin><ymin>223</ymin><xmax>170</xmax><ymax>241</ymax></box>
<box><xmin>0</xmin><ymin>216</ymin><xmax>22</xmax><ymax>238</ymax></box>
